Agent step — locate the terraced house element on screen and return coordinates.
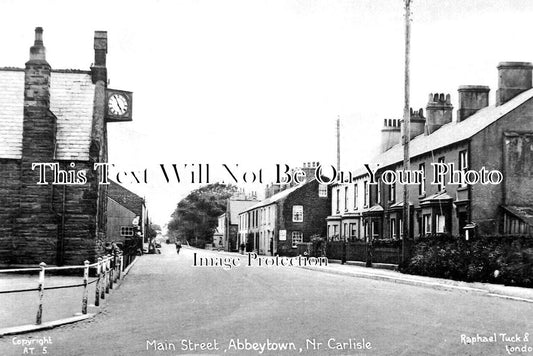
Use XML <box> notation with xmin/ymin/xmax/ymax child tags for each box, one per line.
<box><xmin>327</xmin><ymin>61</ymin><xmax>533</xmax><ymax>252</ymax></box>
<box><xmin>0</xmin><ymin>28</ymin><xmax>132</xmax><ymax>266</ymax></box>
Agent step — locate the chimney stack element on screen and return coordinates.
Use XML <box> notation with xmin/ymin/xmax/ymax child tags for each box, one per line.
<box><xmin>425</xmin><ymin>93</ymin><xmax>453</xmax><ymax>134</ymax></box>
<box><xmin>301</xmin><ymin>162</ymin><xmax>319</xmax><ymax>181</ymax></box>
<box><xmin>91</xmin><ymin>31</ymin><xmax>108</xmax><ymax>83</ymax></box>
<box><xmin>457</xmin><ymin>85</ymin><xmax>490</xmax><ymax>121</ymax></box>
<box><xmin>496</xmin><ymin>62</ymin><xmax>533</xmax><ymax>106</ymax></box>
<box><xmin>380</xmin><ymin>119</ymin><xmax>401</xmax><ymax>152</ymax></box>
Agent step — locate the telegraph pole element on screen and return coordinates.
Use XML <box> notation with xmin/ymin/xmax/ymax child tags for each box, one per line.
<box><xmin>402</xmin><ymin>0</ymin><xmax>412</xmax><ymax>262</ymax></box>
<box><xmin>336</xmin><ymin>115</ymin><xmax>341</xmax><ymax>171</ymax></box>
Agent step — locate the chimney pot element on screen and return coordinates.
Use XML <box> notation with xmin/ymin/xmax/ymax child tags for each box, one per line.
<box><xmin>496</xmin><ymin>61</ymin><xmax>533</xmax><ymax>105</ymax></box>
<box><xmin>426</xmin><ymin>93</ymin><xmax>453</xmax><ymax>134</ymax></box>
<box><xmin>457</xmin><ymin>85</ymin><xmax>490</xmax><ymax>122</ymax></box>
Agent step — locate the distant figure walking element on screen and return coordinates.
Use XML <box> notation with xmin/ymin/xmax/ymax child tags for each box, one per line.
<box><xmin>175</xmin><ymin>241</ymin><xmax>182</xmax><ymax>254</ymax></box>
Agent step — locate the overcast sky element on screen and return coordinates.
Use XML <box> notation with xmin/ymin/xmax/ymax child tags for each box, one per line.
<box><xmin>2</xmin><ymin>0</ymin><xmax>533</xmax><ymax>225</ymax></box>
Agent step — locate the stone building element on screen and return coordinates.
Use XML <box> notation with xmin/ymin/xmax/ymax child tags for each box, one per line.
<box><xmin>328</xmin><ymin>61</ymin><xmax>533</xmax><ymax>244</ymax></box>
<box><xmin>238</xmin><ymin>163</ymin><xmax>331</xmax><ymax>256</ymax></box>
<box><xmin>0</xmin><ymin>28</ymin><xmax>128</xmax><ymax>266</ymax></box>
<box><xmin>106</xmin><ymin>181</ymin><xmax>148</xmax><ymax>246</ymax></box>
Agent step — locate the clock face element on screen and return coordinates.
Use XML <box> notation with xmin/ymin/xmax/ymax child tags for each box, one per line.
<box><xmin>108</xmin><ymin>93</ymin><xmax>129</xmax><ymax>116</ymax></box>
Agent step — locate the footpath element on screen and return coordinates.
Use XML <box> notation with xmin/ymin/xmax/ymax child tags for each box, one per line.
<box><xmin>210</xmin><ymin>248</ymin><xmax>533</xmax><ymax>303</ymax></box>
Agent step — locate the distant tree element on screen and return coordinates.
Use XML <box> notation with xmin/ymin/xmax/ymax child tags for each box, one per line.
<box><xmin>151</xmin><ymin>224</ymin><xmax>162</xmax><ymax>232</ymax></box>
<box><xmin>168</xmin><ymin>183</ymin><xmax>238</xmax><ymax>247</ymax></box>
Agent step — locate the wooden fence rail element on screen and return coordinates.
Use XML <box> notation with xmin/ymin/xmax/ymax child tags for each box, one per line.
<box><xmin>0</xmin><ymin>252</ymin><xmax>126</xmax><ymax>326</ymax></box>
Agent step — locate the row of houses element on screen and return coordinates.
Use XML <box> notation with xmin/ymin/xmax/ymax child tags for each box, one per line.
<box><xmin>217</xmin><ymin>61</ymin><xmax>533</xmax><ymax>258</ymax></box>
<box><xmin>0</xmin><ymin>28</ymin><xmax>148</xmax><ymax>266</ymax></box>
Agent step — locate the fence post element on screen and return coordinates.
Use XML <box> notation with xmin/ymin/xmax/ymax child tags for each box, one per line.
<box><xmin>118</xmin><ymin>253</ymin><xmax>123</xmax><ymax>280</ymax></box>
<box><xmin>101</xmin><ymin>257</ymin><xmax>107</xmax><ymax>300</ymax></box>
<box><xmin>114</xmin><ymin>252</ymin><xmax>119</xmax><ymax>283</ymax></box>
<box><xmin>82</xmin><ymin>260</ymin><xmax>89</xmax><ymax>314</ymax></box>
<box><xmin>109</xmin><ymin>254</ymin><xmax>114</xmax><ymax>290</ymax></box>
<box><xmin>95</xmin><ymin>257</ymin><xmax>102</xmax><ymax>306</ymax></box>
<box><xmin>36</xmin><ymin>262</ymin><xmax>46</xmax><ymax>325</ymax></box>
<box><xmin>105</xmin><ymin>255</ymin><xmax>110</xmax><ymax>294</ymax></box>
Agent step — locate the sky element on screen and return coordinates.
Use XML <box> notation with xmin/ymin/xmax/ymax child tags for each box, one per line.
<box><xmin>1</xmin><ymin>0</ymin><xmax>533</xmax><ymax>225</ymax></box>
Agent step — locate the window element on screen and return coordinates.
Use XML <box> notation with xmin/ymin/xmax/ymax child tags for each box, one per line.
<box><xmin>423</xmin><ymin>214</ymin><xmax>432</xmax><ymax>234</ymax></box>
<box><xmin>336</xmin><ymin>188</ymin><xmax>340</xmax><ymax>212</ymax></box>
<box><xmin>364</xmin><ymin>181</ymin><xmax>369</xmax><ymax>207</ymax></box>
<box><xmin>436</xmin><ymin>214</ymin><xmax>445</xmax><ymax>233</ymax></box>
<box><xmin>292</xmin><ymin>205</ymin><xmax>303</xmax><ymax>222</ymax></box>
<box><xmin>344</xmin><ymin>186</ymin><xmax>349</xmax><ymax>211</ymax></box>
<box><xmin>333</xmin><ymin>225</ymin><xmax>338</xmax><ymax>240</ymax></box>
<box><xmin>419</xmin><ymin>163</ymin><xmax>426</xmax><ymax>196</ymax></box>
<box><xmin>350</xmin><ymin>223</ymin><xmax>357</xmax><ymax>239</ymax></box>
<box><xmin>354</xmin><ymin>183</ymin><xmax>358</xmax><ymax>209</ymax></box>
<box><xmin>343</xmin><ymin>223</ymin><xmax>348</xmax><ymax>239</ymax></box>
<box><xmin>377</xmin><ymin>183</ymin><xmax>381</xmax><ymax>204</ymax></box>
<box><xmin>399</xmin><ymin>218</ymin><xmax>403</xmax><ymax>239</ymax></box>
<box><xmin>389</xmin><ymin>182</ymin><xmax>396</xmax><ymax>203</ymax></box>
<box><xmin>437</xmin><ymin>157</ymin><xmax>445</xmax><ymax>192</ymax></box>
<box><xmin>372</xmin><ymin>220</ymin><xmax>380</xmax><ymax>239</ymax></box>
<box><xmin>459</xmin><ymin>150</ymin><xmax>468</xmax><ymax>188</ymax></box>
<box><xmin>318</xmin><ymin>184</ymin><xmax>328</xmax><ymax>197</ymax></box>
<box><xmin>292</xmin><ymin>231</ymin><xmax>303</xmax><ymax>248</ymax></box>
<box><xmin>120</xmin><ymin>226</ymin><xmax>134</xmax><ymax>237</ymax></box>
<box><xmin>390</xmin><ymin>218</ymin><xmax>396</xmax><ymax>239</ymax></box>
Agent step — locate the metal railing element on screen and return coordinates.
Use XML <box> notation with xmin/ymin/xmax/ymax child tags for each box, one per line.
<box><xmin>0</xmin><ymin>252</ymin><xmax>125</xmax><ymax>325</ymax></box>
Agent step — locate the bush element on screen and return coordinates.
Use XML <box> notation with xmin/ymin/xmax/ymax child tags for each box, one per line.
<box><xmin>399</xmin><ymin>234</ymin><xmax>533</xmax><ymax>288</ymax></box>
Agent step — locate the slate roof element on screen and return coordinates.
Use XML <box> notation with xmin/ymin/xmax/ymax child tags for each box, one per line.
<box><xmin>228</xmin><ymin>199</ymin><xmax>258</xmax><ymax>224</ymax></box>
<box><xmin>108</xmin><ymin>180</ymin><xmax>145</xmax><ymax>217</ymax></box>
<box><xmin>0</xmin><ymin>68</ymin><xmax>95</xmax><ymax>160</ymax></box>
<box><xmin>367</xmin><ymin>88</ymin><xmax>533</xmax><ymax>170</ymax></box>
<box><xmin>240</xmin><ymin>184</ymin><xmax>304</xmax><ymax>214</ymax></box>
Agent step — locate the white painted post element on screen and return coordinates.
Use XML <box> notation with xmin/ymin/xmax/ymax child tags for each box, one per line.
<box><xmin>95</xmin><ymin>257</ymin><xmax>102</xmax><ymax>306</ymax></box>
<box><xmin>82</xmin><ymin>260</ymin><xmax>89</xmax><ymax>314</ymax></box>
<box><xmin>105</xmin><ymin>255</ymin><xmax>110</xmax><ymax>294</ymax></box>
<box><xmin>36</xmin><ymin>262</ymin><xmax>46</xmax><ymax>325</ymax></box>
<box><xmin>101</xmin><ymin>257</ymin><xmax>107</xmax><ymax>300</ymax></box>
<box><xmin>118</xmin><ymin>253</ymin><xmax>123</xmax><ymax>280</ymax></box>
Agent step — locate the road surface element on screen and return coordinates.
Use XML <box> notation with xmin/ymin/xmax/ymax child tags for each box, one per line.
<box><xmin>1</xmin><ymin>244</ymin><xmax>532</xmax><ymax>355</ymax></box>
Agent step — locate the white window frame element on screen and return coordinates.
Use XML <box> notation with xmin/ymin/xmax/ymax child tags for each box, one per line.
<box><xmin>292</xmin><ymin>205</ymin><xmax>303</xmax><ymax>222</ymax></box>
<box><xmin>318</xmin><ymin>184</ymin><xmax>328</xmax><ymax>197</ymax></box>
<box><xmin>436</xmin><ymin>214</ymin><xmax>445</xmax><ymax>233</ymax></box>
<box><xmin>423</xmin><ymin>214</ymin><xmax>432</xmax><ymax>234</ymax></box>
<box><xmin>291</xmin><ymin>231</ymin><xmax>303</xmax><ymax>248</ymax></box>
<box><xmin>120</xmin><ymin>226</ymin><xmax>134</xmax><ymax>237</ymax></box>
<box><xmin>459</xmin><ymin>150</ymin><xmax>468</xmax><ymax>188</ymax></box>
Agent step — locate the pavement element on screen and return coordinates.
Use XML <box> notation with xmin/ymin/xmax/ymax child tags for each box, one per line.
<box><xmin>216</xmin><ymin>248</ymin><xmax>533</xmax><ymax>303</ymax></box>
<box><xmin>0</xmin><ymin>245</ymin><xmax>531</xmax><ymax>356</ymax></box>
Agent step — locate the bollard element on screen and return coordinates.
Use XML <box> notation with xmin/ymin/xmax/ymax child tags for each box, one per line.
<box><xmin>95</xmin><ymin>257</ymin><xmax>102</xmax><ymax>306</ymax></box>
<box><xmin>82</xmin><ymin>260</ymin><xmax>90</xmax><ymax>314</ymax></box>
<box><xmin>36</xmin><ymin>262</ymin><xmax>46</xmax><ymax>325</ymax></box>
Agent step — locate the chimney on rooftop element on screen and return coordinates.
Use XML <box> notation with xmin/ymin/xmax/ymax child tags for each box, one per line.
<box><xmin>301</xmin><ymin>162</ymin><xmax>319</xmax><ymax>181</ymax></box>
<box><xmin>28</xmin><ymin>27</ymin><xmax>46</xmax><ymax>63</ymax></box>
<box><xmin>91</xmin><ymin>31</ymin><xmax>108</xmax><ymax>84</ymax></box>
<box><xmin>496</xmin><ymin>62</ymin><xmax>533</xmax><ymax>106</ymax></box>
<box><xmin>457</xmin><ymin>85</ymin><xmax>490</xmax><ymax>121</ymax></box>
<box><xmin>380</xmin><ymin>119</ymin><xmax>401</xmax><ymax>152</ymax></box>
<box><xmin>425</xmin><ymin>93</ymin><xmax>453</xmax><ymax>134</ymax></box>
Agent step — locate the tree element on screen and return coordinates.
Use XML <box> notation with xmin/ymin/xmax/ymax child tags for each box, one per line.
<box><xmin>168</xmin><ymin>183</ymin><xmax>238</xmax><ymax>247</ymax></box>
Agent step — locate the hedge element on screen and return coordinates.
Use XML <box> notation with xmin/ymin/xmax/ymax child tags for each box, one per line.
<box><xmin>399</xmin><ymin>234</ymin><xmax>533</xmax><ymax>288</ymax></box>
